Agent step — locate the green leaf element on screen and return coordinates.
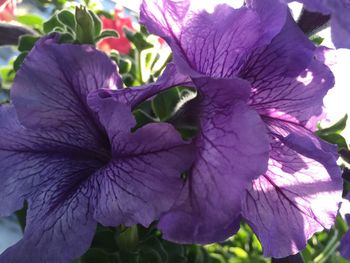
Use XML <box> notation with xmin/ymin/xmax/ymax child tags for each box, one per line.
<box><xmin>58</xmin><ymin>33</ymin><xmax>74</xmax><ymax>43</ymax></box>
<box><xmin>16</xmin><ymin>14</ymin><xmax>44</xmax><ymax>29</ymax></box>
<box><xmin>340</xmin><ymin>149</ymin><xmax>350</xmax><ymax>164</ymax></box>
<box><xmin>310</xmin><ymin>35</ymin><xmax>324</xmax><ymax>45</ymax></box>
<box><xmin>95</xmin><ymin>30</ymin><xmax>119</xmax><ymax>43</ymax></box>
<box><xmin>91</xmin><ymin>227</ymin><xmax>117</xmax><ymax>253</ymax></box>
<box><xmin>162</xmin><ymin>241</ymin><xmax>187</xmax><ymax>263</ymax></box>
<box><xmin>187</xmin><ymin>246</ymin><xmax>211</xmax><ymax>263</ymax></box>
<box><xmin>317</xmin><ymin>114</ymin><xmax>348</xmax><ymax>136</ymax></box>
<box><xmin>57</xmin><ymin>10</ymin><xmax>76</xmax><ymax>31</ymax></box>
<box><xmin>18</xmin><ymin>35</ymin><xmax>39</xmax><ymax>52</ymax></box>
<box><xmin>15</xmin><ymin>203</ymin><xmax>27</xmax><ymax>232</ymax></box>
<box><xmin>139</xmin><ymin>247</ymin><xmax>163</xmax><ymax>263</ymax></box>
<box><xmin>152</xmin><ymin>87</ymin><xmax>181</xmax><ymax>121</ymax></box>
<box><xmin>81</xmin><ymin>248</ymin><xmax>111</xmax><ymax>263</ymax></box>
<box><xmin>0</xmin><ymin>67</ymin><xmax>15</xmax><ymax>87</ymax></box>
<box><xmin>140</xmin><ymin>237</ymin><xmax>168</xmax><ymax>262</ymax></box>
<box><xmin>318</xmin><ymin>133</ymin><xmax>348</xmax><ymax>149</ymax></box>
<box><xmin>75</xmin><ymin>6</ymin><xmax>95</xmax><ymax>44</ymax></box>
<box><xmin>116</xmin><ymin>225</ymin><xmax>139</xmax><ymax>252</ymax></box>
<box><xmin>133</xmin><ymin>109</ymin><xmax>156</xmax><ymax>130</ymax></box>
<box><xmin>89</xmin><ymin>10</ymin><xmax>102</xmax><ymax>37</ymax></box>
<box><xmin>124</xmin><ymin>29</ymin><xmax>153</xmax><ymax>51</ymax></box>
<box><xmin>118</xmin><ymin>58</ymin><xmax>132</xmax><ymax>74</ymax></box>
<box><xmin>210</xmin><ymin>253</ymin><xmax>226</xmax><ymax>263</ymax></box>
<box><xmin>13</xmin><ymin>52</ymin><xmax>28</xmax><ymax>72</ymax></box>
<box><xmin>43</xmin><ymin>14</ymin><xmax>64</xmax><ymax>34</ymax></box>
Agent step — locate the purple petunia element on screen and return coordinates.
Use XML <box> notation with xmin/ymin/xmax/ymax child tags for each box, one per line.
<box><xmin>98</xmin><ymin>0</ymin><xmax>343</xmax><ymax>258</ymax></box>
<box><xmin>0</xmin><ymin>34</ymin><xmax>194</xmax><ymax>263</ymax></box>
<box><xmin>288</xmin><ymin>0</ymin><xmax>350</xmax><ymax>48</ymax></box>
<box><xmin>340</xmin><ymin>194</ymin><xmax>350</xmax><ymax>260</ymax></box>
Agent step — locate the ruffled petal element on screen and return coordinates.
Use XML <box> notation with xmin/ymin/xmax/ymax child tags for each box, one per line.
<box><xmin>242</xmin><ymin>119</ymin><xmax>342</xmax><ymax>258</ymax></box>
<box><xmin>0</xmin><ymin>178</ymin><xmax>97</xmax><ymax>263</ymax></box>
<box><xmin>11</xmin><ymin>34</ymin><xmax>121</xmax><ymax>154</ymax></box>
<box><xmin>88</xmin><ymin>63</ymin><xmax>192</xmax><ymax>110</ymax></box>
<box><xmin>241</xmin><ymin>15</ymin><xmax>333</xmax><ymax>129</ymax></box>
<box><xmin>289</xmin><ymin>0</ymin><xmax>331</xmax><ymax>14</ymax></box>
<box><xmin>340</xmin><ymin>230</ymin><xmax>350</xmax><ymax>260</ymax></box>
<box><xmin>158</xmin><ymin>78</ymin><xmax>270</xmax><ymax>243</ymax></box>
<box><xmin>0</xmin><ymin>106</ymin><xmax>105</xmax><ymax>216</ymax></box>
<box><xmin>88</xmin><ymin>97</ymin><xmax>195</xmax><ymax>227</ymax></box>
<box><xmin>140</xmin><ymin>0</ymin><xmax>285</xmax><ymax>78</ymax></box>
<box><xmin>0</xmin><ymin>106</ymin><xmax>101</xmax><ymax>262</ymax></box>
<box><xmin>331</xmin><ymin>16</ymin><xmax>350</xmax><ymax>49</ymax></box>
<box><xmin>246</xmin><ymin>0</ymin><xmax>287</xmax><ymax>42</ymax></box>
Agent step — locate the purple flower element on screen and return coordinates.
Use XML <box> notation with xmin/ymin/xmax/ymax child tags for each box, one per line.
<box><xmin>341</xmin><ymin>230</ymin><xmax>350</xmax><ymax>260</ymax></box>
<box><xmin>289</xmin><ymin>0</ymin><xmax>350</xmax><ymax>48</ymax></box>
<box><xmin>102</xmin><ymin>0</ymin><xmax>343</xmax><ymax>258</ymax></box>
<box><xmin>340</xmin><ymin>197</ymin><xmax>350</xmax><ymax>260</ymax></box>
<box><xmin>0</xmin><ymin>35</ymin><xmax>194</xmax><ymax>263</ymax></box>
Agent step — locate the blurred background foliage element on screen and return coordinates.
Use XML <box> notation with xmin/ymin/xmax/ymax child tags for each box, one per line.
<box><xmin>0</xmin><ymin>0</ymin><xmax>349</xmax><ymax>262</ymax></box>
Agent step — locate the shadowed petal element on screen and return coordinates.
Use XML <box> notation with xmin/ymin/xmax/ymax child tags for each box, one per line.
<box><xmin>0</xmin><ymin>106</ymin><xmax>101</xmax><ymax>263</ymax></box>
<box><xmin>0</xmin><ymin>178</ymin><xmax>97</xmax><ymax>263</ymax></box>
<box><xmin>158</xmin><ymin>78</ymin><xmax>270</xmax><ymax>243</ymax></box>
<box><xmin>140</xmin><ymin>0</ymin><xmax>285</xmax><ymax>78</ymax></box>
<box><xmin>289</xmin><ymin>0</ymin><xmax>330</xmax><ymax>14</ymax></box>
<box><xmin>242</xmin><ymin>120</ymin><xmax>342</xmax><ymax>258</ymax></box>
<box><xmin>0</xmin><ymin>106</ymin><xmax>105</xmax><ymax>216</ymax></box>
<box><xmin>331</xmin><ymin>16</ymin><xmax>350</xmax><ymax>49</ymax></box>
<box><xmin>287</xmin><ymin>0</ymin><xmax>350</xmax><ymax>48</ymax></box>
<box><xmin>340</xmin><ymin>230</ymin><xmax>350</xmax><ymax>260</ymax></box>
<box><xmin>88</xmin><ymin>63</ymin><xmax>192</xmax><ymax>110</ymax></box>
<box><xmin>11</xmin><ymin>35</ymin><xmax>121</xmax><ymax>153</ymax></box>
<box><xmin>240</xmin><ymin>13</ymin><xmax>314</xmax><ymax>79</ymax></box>
<box><xmin>89</xmin><ymin>97</ymin><xmax>195</xmax><ymax>227</ymax></box>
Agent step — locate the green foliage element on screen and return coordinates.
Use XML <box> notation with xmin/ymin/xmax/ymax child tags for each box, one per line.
<box><xmin>75</xmin><ymin>6</ymin><xmax>95</xmax><ymax>44</ymax></box>
<box><xmin>43</xmin><ymin>14</ymin><xmax>65</xmax><ymax>34</ymax></box>
<box><xmin>152</xmin><ymin>87</ymin><xmax>182</xmax><ymax>121</ymax></box>
<box><xmin>317</xmin><ymin>115</ymin><xmax>349</xmax><ymax>150</ymax></box>
<box><xmin>124</xmin><ymin>29</ymin><xmax>153</xmax><ymax>52</ymax></box>
<box><xmin>317</xmin><ymin>115</ymin><xmax>348</xmax><ymax>137</ymax></box>
<box><xmin>310</xmin><ymin>35</ymin><xmax>324</xmax><ymax>45</ymax></box>
<box><xmin>57</xmin><ymin>10</ymin><xmax>76</xmax><ymax>31</ymax></box>
<box><xmin>16</xmin><ymin>14</ymin><xmax>44</xmax><ymax>30</ymax></box>
<box><xmin>13</xmin><ymin>52</ymin><xmax>28</xmax><ymax>72</ymax></box>
<box><xmin>12</xmin><ymin>6</ymin><xmax>120</xmax><ymax>72</ymax></box>
<box><xmin>95</xmin><ymin>30</ymin><xmax>119</xmax><ymax>43</ymax></box>
<box><xmin>18</xmin><ymin>35</ymin><xmax>40</xmax><ymax>52</ymax></box>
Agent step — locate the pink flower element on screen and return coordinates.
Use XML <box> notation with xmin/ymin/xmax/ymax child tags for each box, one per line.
<box><xmin>0</xmin><ymin>0</ymin><xmax>15</xmax><ymax>22</ymax></box>
<box><xmin>97</xmin><ymin>9</ymin><xmax>134</xmax><ymax>54</ymax></box>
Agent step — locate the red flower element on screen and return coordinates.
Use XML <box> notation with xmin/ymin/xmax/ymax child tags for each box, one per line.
<box><xmin>97</xmin><ymin>9</ymin><xmax>134</xmax><ymax>55</ymax></box>
<box><xmin>0</xmin><ymin>0</ymin><xmax>15</xmax><ymax>21</ymax></box>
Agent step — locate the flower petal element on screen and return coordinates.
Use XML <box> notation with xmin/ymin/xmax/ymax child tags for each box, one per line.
<box><xmin>0</xmin><ymin>106</ymin><xmax>105</xmax><ymax>215</ymax></box>
<box><xmin>242</xmin><ymin>120</ymin><xmax>342</xmax><ymax>258</ymax></box>
<box><xmin>290</xmin><ymin>0</ymin><xmax>331</xmax><ymax>14</ymax></box>
<box><xmin>0</xmin><ymin>179</ymin><xmax>97</xmax><ymax>263</ymax></box>
<box><xmin>141</xmin><ymin>0</ymin><xmax>282</xmax><ymax>78</ymax></box>
<box><xmin>246</xmin><ymin>0</ymin><xmax>287</xmax><ymax>42</ymax></box>
<box><xmin>88</xmin><ymin>63</ymin><xmax>192</xmax><ymax>110</ymax></box>
<box><xmin>340</xmin><ymin>231</ymin><xmax>350</xmax><ymax>260</ymax></box>
<box><xmin>12</xmin><ymin>35</ymin><xmax>121</xmax><ymax>148</ymax></box>
<box><xmin>158</xmin><ymin>78</ymin><xmax>270</xmax><ymax>243</ymax></box>
<box><xmin>0</xmin><ymin>106</ymin><xmax>100</xmax><ymax>262</ymax></box>
<box><xmin>331</xmin><ymin>16</ymin><xmax>350</xmax><ymax>49</ymax></box>
<box><xmin>241</xmin><ymin>16</ymin><xmax>333</xmax><ymax>129</ymax></box>
<box><xmin>89</xmin><ymin>97</ymin><xmax>195</xmax><ymax>227</ymax></box>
